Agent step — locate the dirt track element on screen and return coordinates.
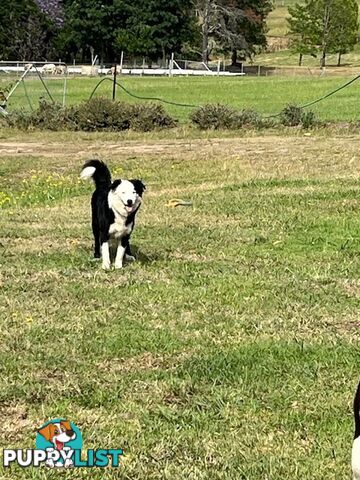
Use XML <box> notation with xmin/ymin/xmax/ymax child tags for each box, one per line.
<box><xmin>0</xmin><ymin>134</ymin><xmax>360</xmax><ymax>160</ymax></box>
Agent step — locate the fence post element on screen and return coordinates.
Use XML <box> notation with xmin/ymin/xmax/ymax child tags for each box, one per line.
<box><xmin>112</xmin><ymin>63</ymin><xmax>117</xmax><ymax>101</ymax></box>
<box><xmin>120</xmin><ymin>51</ymin><xmax>124</xmax><ymax>74</ymax></box>
<box><xmin>257</xmin><ymin>65</ymin><xmax>261</xmax><ymax>76</ymax></box>
<box><xmin>142</xmin><ymin>57</ymin><xmax>145</xmax><ymax>76</ymax></box>
<box><xmin>217</xmin><ymin>59</ymin><xmax>220</xmax><ymax>75</ymax></box>
<box><xmin>169</xmin><ymin>52</ymin><xmax>174</xmax><ymax>77</ymax></box>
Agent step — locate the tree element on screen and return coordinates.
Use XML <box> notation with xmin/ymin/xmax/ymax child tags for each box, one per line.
<box><xmin>288</xmin><ymin>0</ymin><xmax>359</xmax><ymax>67</ymax></box>
<box><xmin>114</xmin><ymin>0</ymin><xmax>197</xmax><ymax>63</ymax></box>
<box><xmin>287</xmin><ymin>3</ymin><xmax>317</xmax><ymax>66</ymax></box>
<box><xmin>196</xmin><ymin>0</ymin><xmax>272</xmax><ymax>65</ymax></box>
<box><xmin>58</xmin><ymin>0</ymin><xmax>116</xmax><ymax>63</ymax></box>
<box><xmin>0</xmin><ymin>0</ymin><xmax>58</xmax><ymax>60</ymax></box>
<box><xmin>328</xmin><ymin>0</ymin><xmax>358</xmax><ymax>66</ymax></box>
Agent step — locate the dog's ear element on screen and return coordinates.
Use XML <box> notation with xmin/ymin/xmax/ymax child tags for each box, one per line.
<box><xmin>131</xmin><ymin>179</ymin><xmax>146</xmax><ymax>196</ymax></box>
<box><xmin>111</xmin><ymin>179</ymin><xmax>122</xmax><ymax>190</ymax></box>
<box><xmin>37</xmin><ymin>423</ymin><xmax>56</xmax><ymax>442</ymax></box>
<box><xmin>60</xmin><ymin>420</ymin><xmax>72</xmax><ymax>431</ymax></box>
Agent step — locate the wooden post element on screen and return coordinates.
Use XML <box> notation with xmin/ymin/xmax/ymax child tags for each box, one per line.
<box><xmin>112</xmin><ymin>63</ymin><xmax>117</xmax><ymax>101</ymax></box>
<box><xmin>169</xmin><ymin>52</ymin><xmax>174</xmax><ymax>77</ymax></box>
<box><xmin>120</xmin><ymin>51</ymin><xmax>124</xmax><ymax>74</ymax></box>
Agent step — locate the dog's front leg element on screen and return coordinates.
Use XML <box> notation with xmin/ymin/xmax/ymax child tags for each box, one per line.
<box><xmin>114</xmin><ymin>236</ymin><xmax>127</xmax><ymax>269</ymax></box>
<box><xmin>125</xmin><ymin>240</ymin><xmax>135</xmax><ymax>262</ymax></box>
<box><xmin>101</xmin><ymin>242</ymin><xmax>111</xmax><ymax>270</ymax></box>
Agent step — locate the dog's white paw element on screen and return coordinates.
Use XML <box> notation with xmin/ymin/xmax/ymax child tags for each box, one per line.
<box><xmin>125</xmin><ymin>255</ymin><xmax>136</xmax><ymax>262</ymax></box>
<box><xmin>45</xmin><ymin>459</ymin><xmax>55</xmax><ymax>468</ymax></box>
<box><xmin>64</xmin><ymin>459</ymin><xmax>74</xmax><ymax>468</ymax></box>
<box><xmin>114</xmin><ymin>262</ymin><xmax>123</xmax><ymax>269</ymax></box>
<box><xmin>102</xmin><ymin>262</ymin><xmax>111</xmax><ymax>270</ymax></box>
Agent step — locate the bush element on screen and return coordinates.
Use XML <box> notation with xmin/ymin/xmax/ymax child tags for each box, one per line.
<box><xmin>129</xmin><ymin>103</ymin><xmax>177</xmax><ymax>131</ymax></box>
<box><xmin>7</xmin><ymin>99</ymin><xmax>76</xmax><ymax>131</ymax></box>
<box><xmin>300</xmin><ymin>110</ymin><xmax>317</xmax><ymax>129</ymax></box>
<box><xmin>234</xmin><ymin>108</ymin><xmax>263</xmax><ymax>128</ymax></box>
<box><xmin>190</xmin><ymin>104</ymin><xmax>264</xmax><ymax>130</ymax></box>
<box><xmin>190</xmin><ymin>104</ymin><xmax>238</xmax><ymax>130</ymax></box>
<box><xmin>6</xmin><ymin>98</ymin><xmax>177</xmax><ymax>132</ymax></box>
<box><xmin>74</xmin><ymin>97</ymin><xmax>132</xmax><ymax>131</ymax></box>
<box><xmin>280</xmin><ymin>104</ymin><xmax>317</xmax><ymax>128</ymax></box>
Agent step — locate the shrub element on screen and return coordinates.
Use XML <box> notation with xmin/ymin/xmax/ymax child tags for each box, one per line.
<box><xmin>280</xmin><ymin>104</ymin><xmax>317</xmax><ymax>128</ymax></box>
<box><xmin>6</xmin><ymin>98</ymin><xmax>177</xmax><ymax>132</ymax></box>
<box><xmin>190</xmin><ymin>104</ymin><xmax>264</xmax><ymax>130</ymax></box>
<box><xmin>7</xmin><ymin>99</ymin><xmax>76</xmax><ymax>131</ymax></box>
<box><xmin>129</xmin><ymin>103</ymin><xmax>177</xmax><ymax>131</ymax></box>
<box><xmin>233</xmin><ymin>108</ymin><xmax>263</xmax><ymax>128</ymax></box>
<box><xmin>73</xmin><ymin>97</ymin><xmax>131</xmax><ymax>131</ymax></box>
<box><xmin>190</xmin><ymin>104</ymin><xmax>238</xmax><ymax>130</ymax></box>
<box><xmin>300</xmin><ymin>110</ymin><xmax>317</xmax><ymax>129</ymax></box>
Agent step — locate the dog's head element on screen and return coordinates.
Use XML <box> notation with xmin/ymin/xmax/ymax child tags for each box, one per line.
<box><xmin>37</xmin><ymin>420</ymin><xmax>76</xmax><ymax>450</ymax></box>
<box><xmin>109</xmin><ymin>179</ymin><xmax>146</xmax><ymax>216</ymax></box>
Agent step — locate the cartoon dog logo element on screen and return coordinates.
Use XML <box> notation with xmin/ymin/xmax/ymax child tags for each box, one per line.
<box><xmin>36</xmin><ymin>419</ymin><xmax>79</xmax><ymax>468</ymax></box>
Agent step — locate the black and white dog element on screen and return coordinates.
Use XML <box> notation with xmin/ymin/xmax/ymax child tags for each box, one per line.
<box><xmin>353</xmin><ymin>382</ymin><xmax>360</xmax><ymax>480</ymax></box>
<box><xmin>80</xmin><ymin>160</ymin><xmax>145</xmax><ymax>270</ymax></box>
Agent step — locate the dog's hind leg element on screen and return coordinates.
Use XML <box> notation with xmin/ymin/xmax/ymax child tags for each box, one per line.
<box><xmin>99</xmin><ymin>231</ymin><xmax>111</xmax><ymax>270</ymax></box>
<box><xmin>101</xmin><ymin>242</ymin><xmax>111</xmax><ymax>270</ymax></box>
<box><xmin>92</xmin><ymin>218</ymin><xmax>101</xmax><ymax>258</ymax></box>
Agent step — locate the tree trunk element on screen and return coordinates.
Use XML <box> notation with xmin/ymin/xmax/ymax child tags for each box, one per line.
<box><xmin>202</xmin><ymin>0</ymin><xmax>210</xmax><ymax>64</ymax></box>
<box><xmin>337</xmin><ymin>52</ymin><xmax>342</xmax><ymax>66</ymax></box>
<box><xmin>320</xmin><ymin>50</ymin><xmax>326</xmax><ymax>68</ymax></box>
<box><xmin>320</xmin><ymin>4</ymin><xmax>330</xmax><ymax>69</ymax></box>
<box><xmin>298</xmin><ymin>53</ymin><xmax>303</xmax><ymax>66</ymax></box>
<box><xmin>231</xmin><ymin>49</ymin><xmax>237</xmax><ymax>66</ymax></box>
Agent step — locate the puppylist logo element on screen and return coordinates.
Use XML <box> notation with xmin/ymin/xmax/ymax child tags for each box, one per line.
<box><xmin>3</xmin><ymin>419</ymin><xmax>123</xmax><ymax>469</ymax></box>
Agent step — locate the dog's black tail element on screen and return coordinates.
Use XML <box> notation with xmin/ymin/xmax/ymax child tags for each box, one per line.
<box><xmin>80</xmin><ymin>159</ymin><xmax>111</xmax><ymax>190</ymax></box>
<box><xmin>354</xmin><ymin>381</ymin><xmax>360</xmax><ymax>439</ymax></box>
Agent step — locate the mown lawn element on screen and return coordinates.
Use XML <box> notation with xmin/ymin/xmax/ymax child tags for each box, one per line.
<box><xmin>0</xmin><ymin>129</ymin><xmax>359</xmax><ymax>479</ymax></box>
<box><xmin>1</xmin><ymin>75</ymin><xmax>360</xmax><ymax>123</ymax></box>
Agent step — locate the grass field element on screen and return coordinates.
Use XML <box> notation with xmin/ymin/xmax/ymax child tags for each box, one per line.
<box><xmin>0</xmin><ymin>127</ymin><xmax>359</xmax><ymax>478</ymax></box>
<box><xmin>2</xmin><ymin>75</ymin><xmax>360</xmax><ymax>123</ymax></box>
<box><xmin>256</xmin><ymin>44</ymin><xmax>360</xmax><ymax>68</ymax></box>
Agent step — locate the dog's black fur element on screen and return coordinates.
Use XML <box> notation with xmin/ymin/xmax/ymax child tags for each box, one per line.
<box><xmin>354</xmin><ymin>382</ymin><xmax>360</xmax><ymax>439</ymax></box>
<box><xmin>82</xmin><ymin>159</ymin><xmax>145</xmax><ymax>262</ymax></box>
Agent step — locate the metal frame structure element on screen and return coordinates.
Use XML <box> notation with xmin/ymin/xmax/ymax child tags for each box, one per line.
<box><xmin>0</xmin><ymin>61</ymin><xmax>68</xmax><ymax>116</ymax></box>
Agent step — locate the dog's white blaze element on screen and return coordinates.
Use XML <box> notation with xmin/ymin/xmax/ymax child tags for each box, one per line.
<box><xmin>101</xmin><ymin>242</ymin><xmax>111</xmax><ymax>270</ymax></box>
<box><xmin>80</xmin><ymin>166</ymin><xmax>96</xmax><ymax>179</ymax></box>
<box><xmin>109</xmin><ymin>181</ymin><xmax>141</xmax><ymax>217</ymax></box>
<box><xmin>353</xmin><ymin>437</ymin><xmax>360</xmax><ymax>479</ymax></box>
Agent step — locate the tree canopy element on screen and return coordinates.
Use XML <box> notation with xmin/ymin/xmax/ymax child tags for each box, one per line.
<box><xmin>0</xmin><ymin>0</ymin><xmax>271</xmax><ymax>64</ymax></box>
<box><xmin>196</xmin><ymin>0</ymin><xmax>272</xmax><ymax>64</ymax></box>
<box><xmin>288</xmin><ymin>0</ymin><xmax>359</xmax><ymax>66</ymax></box>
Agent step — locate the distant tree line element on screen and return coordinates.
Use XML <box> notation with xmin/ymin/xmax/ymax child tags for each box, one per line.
<box><xmin>288</xmin><ymin>0</ymin><xmax>359</xmax><ymax>67</ymax></box>
<box><xmin>0</xmin><ymin>0</ymin><xmax>272</xmax><ymax>65</ymax></box>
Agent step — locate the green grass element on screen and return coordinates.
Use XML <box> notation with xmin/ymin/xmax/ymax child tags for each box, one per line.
<box><xmin>0</xmin><ymin>130</ymin><xmax>359</xmax><ymax>478</ymax></box>
<box><xmin>256</xmin><ymin>44</ymin><xmax>360</xmax><ymax>67</ymax></box>
<box><xmin>1</xmin><ymin>75</ymin><xmax>360</xmax><ymax>123</ymax></box>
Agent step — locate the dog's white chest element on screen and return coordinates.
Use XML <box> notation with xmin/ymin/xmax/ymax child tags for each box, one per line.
<box><xmin>109</xmin><ymin>220</ymin><xmax>132</xmax><ymax>239</ymax></box>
